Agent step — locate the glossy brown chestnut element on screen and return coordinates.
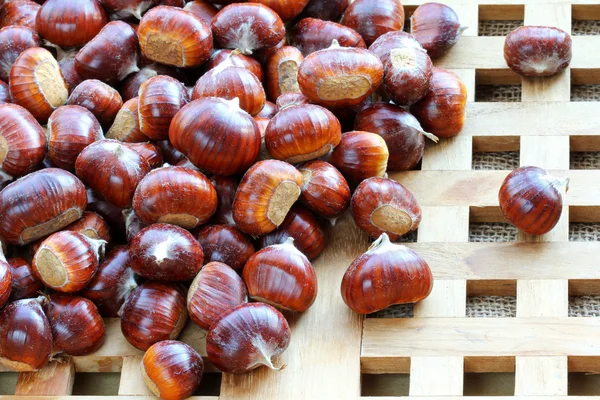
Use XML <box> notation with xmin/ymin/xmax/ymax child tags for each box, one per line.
<box><xmin>206</xmin><ymin>49</ymin><xmax>264</xmax><ymax>82</ymax></box>
<box><xmin>298</xmin><ymin>41</ymin><xmax>384</xmax><ymax>108</ymax></box>
<box><xmin>210</xmin><ymin>175</ymin><xmax>238</xmax><ymax>226</ymax></box>
<box><xmin>36</xmin><ymin>0</ymin><xmax>108</xmax><ymax>48</ymax></box>
<box><xmin>197</xmin><ymin>225</ymin><xmax>255</xmax><ymax>272</ymax></box>
<box><xmin>138</xmin><ymin>75</ymin><xmax>190</xmax><ymax>140</ymax></box>
<box><xmin>341</xmin><ymin>233</ymin><xmax>433</xmax><ymax>314</ymax></box>
<box><xmin>0</xmin><ymin>0</ymin><xmax>40</xmax><ymax>29</ymax></box>
<box><xmin>44</xmin><ymin>293</ymin><xmax>106</xmax><ymax>356</ymax></box>
<box><xmin>0</xmin><ymin>103</ymin><xmax>47</xmax><ymax>180</ymax></box>
<box><xmin>59</xmin><ymin>54</ymin><xmax>84</xmax><ymax>92</ymax></box>
<box><xmin>130</xmin><ymin>224</ymin><xmax>203</xmax><ymax>281</ymax></box>
<box><xmin>341</xmin><ymin>0</ymin><xmax>404</xmax><ymax>46</ymax></box>
<box><xmin>290</xmin><ymin>18</ymin><xmax>366</xmax><ymax>57</ymax></box>
<box><xmin>297</xmin><ymin>0</ymin><xmax>351</xmax><ymax>21</ymax></box>
<box><xmin>352</xmin><ymin>177</ymin><xmax>421</xmax><ymax>240</ymax></box>
<box><xmin>264</xmin><ymin>46</ymin><xmax>303</xmax><ymax>101</ymax></box>
<box><xmin>192</xmin><ymin>61</ymin><xmax>266</xmax><ymax>116</ymax></box>
<box><xmin>0</xmin><ymin>80</ymin><xmax>9</xmax><ymax>104</ymax></box>
<box><xmin>120</xmin><ymin>65</ymin><xmax>187</xmax><ymax>102</ymax></box>
<box><xmin>32</xmin><ymin>230</ymin><xmax>105</xmax><ymax>292</ymax></box>
<box><xmin>8</xmin><ymin>258</ymin><xmax>42</xmax><ymax>302</ymax></box>
<box><xmin>138</xmin><ymin>6</ymin><xmax>213</xmax><ymax>68</ymax></box>
<box><xmin>183</xmin><ymin>0</ymin><xmax>218</xmax><ymax>24</ymax></box>
<box><xmin>169</xmin><ymin>97</ymin><xmax>260</xmax><ymax>175</ymax></box>
<box><xmin>133</xmin><ymin>166</ymin><xmax>217</xmax><ymax>228</ymax></box>
<box><xmin>0</xmin><ymin>25</ymin><xmax>40</xmax><ymax>83</ymax></box>
<box><xmin>124</xmin><ymin>208</ymin><xmax>148</xmax><ymax>243</ymax></box>
<box><xmin>100</xmin><ymin>0</ymin><xmax>159</xmax><ymax>20</ymax></box>
<box><xmin>211</xmin><ymin>3</ymin><xmax>285</xmax><ymax>55</ymax></box>
<box><xmin>410</xmin><ymin>67</ymin><xmax>467</xmax><ymax>138</ymax></box>
<box><xmin>0</xmin><ymin>297</ymin><xmax>52</xmax><ymax>371</ymax></box>
<box><xmin>9</xmin><ymin>47</ymin><xmax>68</xmax><ymax>123</ymax></box>
<box><xmin>86</xmin><ymin>188</ymin><xmax>126</xmax><ymax>242</ymax></box>
<box><xmin>504</xmin><ymin>26</ymin><xmax>572</xmax><ymax>77</ymax></box>
<box><xmin>410</xmin><ymin>2</ymin><xmax>465</xmax><ymax>59</ymax></box>
<box><xmin>233</xmin><ymin>160</ymin><xmax>303</xmax><ymax>236</ymax></box>
<box><xmin>0</xmin><ymin>168</ymin><xmax>87</xmax><ymax>245</ymax></box>
<box><xmin>253</xmin><ymin>0</ymin><xmax>309</xmax><ymax>21</ymax></box>
<box><xmin>106</xmin><ymin>98</ymin><xmax>148</xmax><ymax>142</ymax></box>
<box><xmin>74</xmin><ymin>21</ymin><xmax>139</xmax><ymax>85</ymax></box>
<box><xmin>259</xmin><ymin>206</ymin><xmax>325</xmax><ymax>260</ymax></box>
<box><xmin>187</xmin><ymin>261</ymin><xmax>247</xmax><ymax>330</ymax></box>
<box><xmin>256</xmin><ymin>101</ymin><xmax>278</xmax><ymax>119</ymax></box>
<box><xmin>127</xmin><ymin>142</ymin><xmax>164</xmax><ymax>169</ymax></box>
<box><xmin>47</xmin><ymin>105</ymin><xmax>104</xmax><ymax>170</ymax></box>
<box><xmin>65</xmin><ymin>211</ymin><xmax>112</xmax><ymax>243</ymax></box>
<box><xmin>298</xmin><ymin>160</ymin><xmax>350</xmax><ymax>219</ymax></box>
<box><xmin>121</xmin><ymin>281</ymin><xmax>188</xmax><ymax>350</ymax></box>
<box><xmin>0</xmin><ymin>254</ymin><xmax>10</xmax><ymax>308</ymax></box>
<box><xmin>499</xmin><ymin>166</ymin><xmax>568</xmax><ymax>235</ymax></box>
<box><xmin>67</xmin><ymin>80</ymin><xmax>123</xmax><ymax>130</ymax></box>
<box><xmin>330</xmin><ymin>131</ymin><xmax>389</xmax><ymax>183</ymax></box>
<box><xmin>355</xmin><ymin>103</ymin><xmax>437</xmax><ymax>171</ymax></box>
<box><xmin>79</xmin><ymin>246</ymin><xmax>137</xmax><ymax>317</ymax></box>
<box><xmin>141</xmin><ymin>340</ymin><xmax>204</xmax><ymax>400</ymax></box>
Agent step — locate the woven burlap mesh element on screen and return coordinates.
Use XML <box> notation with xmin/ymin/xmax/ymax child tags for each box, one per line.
<box><xmin>478</xmin><ymin>20</ymin><xmax>523</xmax><ymax>36</ymax></box>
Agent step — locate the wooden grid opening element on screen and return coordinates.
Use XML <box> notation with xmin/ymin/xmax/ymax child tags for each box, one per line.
<box><xmin>478</xmin><ymin>5</ymin><xmax>524</xmax><ymax>37</ymax></box>
<box><xmin>464</xmin><ymin>373</ymin><xmax>515</xmax><ymax>395</ymax></box>
<box><xmin>572</xmin><ymin>5</ymin><xmax>600</xmax><ymax>35</ymax></box>
<box><xmin>72</xmin><ymin>373</ymin><xmax>120</xmax><ymax>396</ymax></box>
<box><xmin>361</xmin><ymin>374</ymin><xmax>410</xmax><ymax>396</ymax></box>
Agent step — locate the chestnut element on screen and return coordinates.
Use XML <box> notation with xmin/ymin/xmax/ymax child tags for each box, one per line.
<box><xmin>130</xmin><ymin>223</ymin><xmax>203</xmax><ymax>281</ymax></box>
<box><xmin>0</xmin><ymin>297</ymin><xmax>52</xmax><ymax>371</ymax></box>
<box><xmin>0</xmin><ymin>254</ymin><xmax>10</xmax><ymax>308</ymax></box>
<box><xmin>410</xmin><ymin>67</ymin><xmax>467</xmax><ymax>138</ymax></box>
<box><xmin>233</xmin><ymin>160</ymin><xmax>303</xmax><ymax>236</ymax></box>
<box><xmin>0</xmin><ymin>80</ymin><xmax>9</xmax><ymax>104</ymax></box>
<box><xmin>0</xmin><ymin>103</ymin><xmax>47</xmax><ymax>180</ymax></box>
<box><xmin>499</xmin><ymin>166</ymin><xmax>568</xmax><ymax>235</ymax></box>
<box><xmin>67</xmin><ymin>80</ymin><xmax>124</xmax><ymax>130</ymax></box>
<box><xmin>156</xmin><ymin>139</ymin><xmax>186</xmax><ymax>165</ymax></box>
<box><xmin>297</xmin><ymin>0</ymin><xmax>351</xmax><ymax>22</ymax></box>
<box><xmin>341</xmin><ymin>233</ymin><xmax>433</xmax><ymax>314</ymax></box>
<box><xmin>0</xmin><ymin>168</ymin><xmax>87</xmax><ymax>245</ymax></box>
<box><xmin>298</xmin><ymin>160</ymin><xmax>350</xmax><ymax>219</ymax></box>
<box><xmin>86</xmin><ymin>188</ymin><xmax>127</xmax><ymax>241</ymax></box>
<box><xmin>504</xmin><ymin>26</ymin><xmax>572</xmax><ymax>77</ymax></box>
<box><xmin>355</xmin><ymin>103</ymin><xmax>437</xmax><ymax>171</ymax></box>
<box><xmin>211</xmin><ymin>3</ymin><xmax>285</xmax><ymax>55</ymax></box>
<box><xmin>330</xmin><ymin>131</ymin><xmax>389</xmax><ymax>184</ymax></box>
<box><xmin>8</xmin><ymin>258</ymin><xmax>43</xmax><ymax>302</ymax></box>
<box><xmin>259</xmin><ymin>206</ymin><xmax>325</xmax><ymax>260</ymax></box>
<box><xmin>352</xmin><ymin>177</ymin><xmax>421</xmax><ymax>241</ymax></box>
<box><xmin>254</xmin><ymin>36</ymin><xmax>287</xmax><ymax>64</ymax></box>
<box><xmin>101</xmin><ymin>0</ymin><xmax>159</xmax><ymax>20</ymax></box>
<box><xmin>65</xmin><ymin>211</ymin><xmax>111</xmax><ymax>243</ymax></box>
<box><xmin>265</xmin><ymin>46</ymin><xmax>303</xmax><ymax>101</ymax></box>
<box><xmin>192</xmin><ymin>58</ymin><xmax>266</xmax><ymax>116</ymax></box>
<box><xmin>341</xmin><ymin>0</ymin><xmax>404</xmax><ymax>46</ymax></box>
<box><xmin>120</xmin><ymin>64</ymin><xmax>187</xmax><ymax>102</ymax></box>
<box><xmin>74</xmin><ymin>21</ymin><xmax>140</xmax><ymax>84</ymax></box>
<box><xmin>47</xmin><ymin>105</ymin><xmax>104</xmax><ymax>170</ymax></box>
<box><xmin>206</xmin><ymin>302</ymin><xmax>291</xmax><ymax>373</ymax></box>
<box><xmin>124</xmin><ymin>208</ymin><xmax>148</xmax><ymax>243</ymax></box>
<box><xmin>32</xmin><ymin>230</ymin><xmax>105</xmax><ymax>293</ymax></box>
<box><xmin>169</xmin><ymin>98</ymin><xmax>261</xmax><ymax>176</ymax></box>
<box><xmin>75</xmin><ymin>139</ymin><xmax>151</xmax><ymax>208</ymax></box>
<box><xmin>0</xmin><ymin>25</ymin><xmax>40</xmax><ymax>83</ymax></box>
<box><xmin>138</xmin><ymin>75</ymin><xmax>190</xmax><ymax>140</ymax></box>
<box><xmin>106</xmin><ymin>98</ymin><xmax>149</xmax><ymax>142</ymax></box>
<box><xmin>184</xmin><ymin>0</ymin><xmax>218</xmax><ymax>24</ymax></box>
<box><xmin>206</xmin><ymin>49</ymin><xmax>264</xmax><ymax>82</ymax></box>
<box><xmin>254</xmin><ymin>0</ymin><xmax>309</xmax><ymax>21</ymax></box>
<box><xmin>410</xmin><ymin>2</ymin><xmax>465</xmax><ymax>59</ymax></box>
<box><xmin>369</xmin><ymin>32</ymin><xmax>433</xmax><ymax>106</ymax></box>
<box><xmin>9</xmin><ymin>47</ymin><xmax>69</xmax><ymax>123</ymax></box>
<box><xmin>290</xmin><ymin>18</ymin><xmax>366</xmax><ymax>57</ymax></box>
<box><xmin>121</xmin><ymin>281</ymin><xmax>188</xmax><ymax>350</ymax></box>
<box><xmin>0</xmin><ymin>0</ymin><xmax>41</xmax><ymax>30</ymax></box>
<box><xmin>276</xmin><ymin>92</ymin><xmax>309</xmax><ymax>109</ymax></box>
<box><xmin>59</xmin><ymin>54</ymin><xmax>84</xmax><ymax>93</ymax></box>
<box><xmin>79</xmin><ymin>246</ymin><xmax>137</xmax><ymax>317</ymax></box>
<box><xmin>256</xmin><ymin>101</ymin><xmax>278</xmax><ymax>119</ymax></box>
<box><xmin>127</xmin><ymin>142</ymin><xmax>164</xmax><ymax>169</ymax></box>
<box><xmin>141</xmin><ymin>340</ymin><xmax>204</xmax><ymax>400</ymax></box>
<box><xmin>133</xmin><ymin>166</ymin><xmax>217</xmax><ymax>228</ymax></box>
<box><xmin>138</xmin><ymin>6</ymin><xmax>213</xmax><ymax>68</ymax></box>
<box><xmin>44</xmin><ymin>293</ymin><xmax>106</xmax><ymax>356</ymax></box>
<box><xmin>187</xmin><ymin>261</ymin><xmax>247</xmax><ymax>330</ymax></box>
<box><xmin>197</xmin><ymin>225</ymin><xmax>255</xmax><ymax>272</ymax></box>
<box><xmin>36</xmin><ymin>0</ymin><xmax>108</xmax><ymax>48</ymax></box>
<box><xmin>210</xmin><ymin>175</ymin><xmax>238</xmax><ymax>226</ymax></box>
<box><xmin>297</xmin><ymin>41</ymin><xmax>384</xmax><ymax>108</ymax></box>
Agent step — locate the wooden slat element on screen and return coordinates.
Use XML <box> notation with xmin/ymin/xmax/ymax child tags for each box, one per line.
<box><xmin>15</xmin><ymin>361</ymin><xmax>75</xmax><ymax>396</ymax></box>
<box><xmin>117</xmin><ymin>356</ymin><xmax>152</xmax><ymax>396</ymax></box>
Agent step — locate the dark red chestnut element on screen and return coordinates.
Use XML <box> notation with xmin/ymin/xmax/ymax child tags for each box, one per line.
<box><xmin>197</xmin><ymin>225</ymin><xmax>255</xmax><ymax>272</ymax></box>
<box><xmin>411</xmin><ymin>2</ymin><xmax>465</xmax><ymax>59</ymax></box>
<box><xmin>341</xmin><ymin>0</ymin><xmax>404</xmax><ymax>46</ymax></box>
<box><xmin>265</xmin><ymin>46</ymin><xmax>303</xmax><ymax>101</ymax></box>
<box><xmin>184</xmin><ymin>0</ymin><xmax>218</xmax><ymax>24</ymax></box>
<box><xmin>504</xmin><ymin>26</ymin><xmax>572</xmax><ymax>77</ymax></box>
<box><xmin>100</xmin><ymin>0</ymin><xmax>159</xmax><ymax>20</ymax></box>
<box><xmin>156</xmin><ymin>139</ymin><xmax>186</xmax><ymax>165</ymax></box>
<box><xmin>254</xmin><ymin>0</ymin><xmax>309</xmax><ymax>21</ymax></box>
<box><xmin>206</xmin><ymin>49</ymin><xmax>264</xmax><ymax>82</ymax></box>
<box><xmin>130</xmin><ymin>223</ymin><xmax>203</xmax><ymax>281</ymax></box>
<box><xmin>290</xmin><ymin>18</ymin><xmax>366</xmax><ymax>57</ymax></box>
<box><xmin>119</xmin><ymin>64</ymin><xmax>187</xmax><ymax>102</ymax></box>
<box><xmin>59</xmin><ymin>54</ymin><xmax>84</xmax><ymax>92</ymax></box>
<box><xmin>187</xmin><ymin>261</ymin><xmax>247</xmax><ymax>330</ymax></box>
<box><xmin>341</xmin><ymin>233</ymin><xmax>433</xmax><ymax>314</ymax></box>
<box><xmin>256</xmin><ymin>101</ymin><xmax>278</xmax><ymax>119</ymax></box>
<box><xmin>0</xmin><ymin>253</ymin><xmax>10</xmax><ymax>308</ymax></box>
<box><xmin>329</xmin><ymin>131</ymin><xmax>389</xmax><ymax>183</ymax></box>
<box><xmin>298</xmin><ymin>160</ymin><xmax>350</xmax><ymax>219</ymax></box>
<box><xmin>65</xmin><ymin>211</ymin><xmax>111</xmax><ymax>243</ymax></box>
<box><xmin>297</xmin><ymin>0</ymin><xmax>351</xmax><ymax>21</ymax></box>
<box><xmin>106</xmin><ymin>98</ymin><xmax>148</xmax><ymax>142</ymax></box>
<box><xmin>121</xmin><ymin>281</ymin><xmax>188</xmax><ymax>350</ymax></box>
<box><xmin>499</xmin><ymin>166</ymin><xmax>568</xmax><ymax>235</ymax></box>
<box><xmin>206</xmin><ymin>302</ymin><xmax>291</xmax><ymax>373</ymax></box>
<box><xmin>8</xmin><ymin>258</ymin><xmax>43</xmax><ymax>302</ymax></box>
<box><xmin>0</xmin><ymin>80</ymin><xmax>9</xmax><ymax>104</ymax></box>
<box><xmin>0</xmin><ymin>0</ymin><xmax>41</xmax><ymax>30</ymax></box>
<box><xmin>127</xmin><ymin>142</ymin><xmax>164</xmax><ymax>169</ymax></box>
<box><xmin>67</xmin><ymin>80</ymin><xmax>124</xmax><ymax>130</ymax></box>
<box><xmin>0</xmin><ymin>168</ymin><xmax>87</xmax><ymax>245</ymax></box>
<box><xmin>124</xmin><ymin>208</ymin><xmax>148</xmax><ymax>243</ymax></box>
<box><xmin>210</xmin><ymin>175</ymin><xmax>238</xmax><ymax>226</ymax></box>
<box><xmin>0</xmin><ymin>25</ymin><xmax>40</xmax><ymax>82</ymax></box>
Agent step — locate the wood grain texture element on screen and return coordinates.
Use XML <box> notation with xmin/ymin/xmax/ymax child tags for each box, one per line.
<box><xmin>15</xmin><ymin>361</ymin><xmax>75</xmax><ymax>396</ymax></box>
<box><xmin>117</xmin><ymin>357</ymin><xmax>152</xmax><ymax>396</ymax></box>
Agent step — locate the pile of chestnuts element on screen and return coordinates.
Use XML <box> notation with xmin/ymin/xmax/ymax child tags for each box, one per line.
<box><xmin>0</xmin><ymin>0</ymin><xmax>574</xmax><ymax>398</ymax></box>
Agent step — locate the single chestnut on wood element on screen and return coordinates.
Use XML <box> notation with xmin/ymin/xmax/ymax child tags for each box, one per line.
<box><xmin>106</xmin><ymin>98</ymin><xmax>148</xmax><ymax>143</ymax></box>
<box><xmin>206</xmin><ymin>49</ymin><xmax>265</xmax><ymax>82</ymax></box>
<box><xmin>0</xmin><ymin>168</ymin><xmax>87</xmax><ymax>245</ymax></box>
<box><xmin>341</xmin><ymin>233</ymin><xmax>433</xmax><ymax>314</ymax></box>
<box><xmin>0</xmin><ymin>0</ymin><xmax>41</xmax><ymax>30</ymax></box>
<box><xmin>138</xmin><ymin>6</ymin><xmax>213</xmax><ymax>68</ymax></box>
<box><xmin>341</xmin><ymin>0</ymin><xmax>405</xmax><ymax>46</ymax></box>
<box><xmin>290</xmin><ymin>18</ymin><xmax>366</xmax><ymax>57</ymax></box>
<box><xmin>206</xmin><ymin>302</ymin><xmax>291</xmax><ymax>374</ymax></box>
<box><xmin>330</xmin><ymin>131</ymin><xmax>389</xmax><ymax>183</ymax></box>
<box><xmin>298</xmin><ymin>160</ymin><xmax>350</xmax><ymax>219</ymax></box>
<box><xmin>0</xmin><ymin>297</ymin><xmax>52</xmax><ymax>371</ymax></box>
<box><xmin>8</xmin><ymin>258</ymin><xmax>43</xmax><ymax>302</ymax></box>
<box><xmin>504</xmin><ymin>26</ymin><xmax>572</xmax><ymax>77</ymax></box>
<box><xmin>410</xmin><ymin>2</ymin><xmax>466</xmax><ymax>59</ymax></box>
<box><xmin>499</xmin><ymin>166</ymin><xmax>568</xmax><ymax>235</ymax></box>
<box><xmin>67</xmin><ymin>80</ymin><xmax>124</xmax><ymax>130</ymax></box>
<box><xmin>233</xmin><ymin>160</ymin><xmax>303</xmax><ymax>236</ymax></box>
<box><xmin>0</xmin><ymin>25</ymin><xmax>40</xmax><ymax>83</ymax></box>
<box><xmin>141</xmin><ymin>340</ymin><xmax>204</xmax><ymax>400</ymax></box>
<box><xmin>64</xmin><ymin>211</ymin><xmax>112</xmax><ymax>243</ymax></box>
<box><xmin>265</xmin><ymin>46</ymin><xmax>304</xmax><ymax>102</ymax></box>
<box><xmin>121</xmin><ymin>281</ymin><xmax>188</xmax><ymax>350</ymax></box>
<box><xmin>197</xmin><ymin>225</ymin><xmax>255</xmax><ymax>272</ymax></box>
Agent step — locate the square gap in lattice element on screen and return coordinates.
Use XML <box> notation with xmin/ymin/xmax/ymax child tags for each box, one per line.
<box><xmin>467</xmin><ymin>296</ymin><xmax>516</xmax><ymax>318</ymax></box>
<box><xmin>362</xmin><ymin>374</ymin><xmax>410</xmax><ymax>396</ymax></box>
<box><xmin>475</xmin><ymin>85</ymin><xmax>521</xmax><ymax>102</ymax></box>
<box><xmin>72</xmin><ymin>373</ymin><xmax>120</xmax><ymax>395</ymax></box>
<box><xmin>570</xmin><ymin>152</ymin><xmax>600</xmax><ymax>170</ymax></box>
<box><xmin>572</xmin><ymin>5</ymin><xmax>600</xmax><ymax>36</ymax></box>
<box><xmin>569</xmin><ymin>222</ymin><xmax>600</xmax><ymax>241</ymax></box>
<box><xmin>571</xmin><ymin>84</ymin><xmax>600</xmax><ymax>101</ymax></box>
<box><xmin>0</xmin><ymin>372</ymin><xmax>17</xmax><ymax>395</ymax></box>
<box><xmin>464</xmin><ymin>373</ymin><xmax>516</xmax><ymax>396</ymax></box>
<box><xmin>478</xmin><ymin>4</ymin><xmax>524</xmax><ymax>37</ymax></box>
<box><xmin>569</xmin><ymin>373</ymin><xmax>600</xmax><ymax>395</ymax></box>
<box><xmin>472</xmin><ymin>152</ymin><xmax>519</xmax><ymax>171</ymax></box>
<box><xmin>469</xmin><ymin>222</ymin><xmax>517</xmax><ymax>242</ymax></box>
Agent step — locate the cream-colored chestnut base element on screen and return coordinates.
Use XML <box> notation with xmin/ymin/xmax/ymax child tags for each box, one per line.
<box><xmin>390</xmin><ymin>48</ymin><xmax>418</xmax><ymax>70</ymax></box>
<box><xmin>0</xmin><ymin>135</ymin><xmax>8</xmax><ymax>166</ymax></box>
<box><xmin>300</xmin><ymin>169</ymin><xmax>312</xmax><ymax>190</ymax></box>
<box><xmin>318</xmin><ymin>75</ymin><xmax>370</xmax><ymax>101</ymax></box>
<box><xmin>170</xmin><ymin>307</ymin><xmax>188</xmax><ymax>340</ymax></box>
<box><xmin>21</xmin><ymin>207</ymin><xmax>82</xmax><ymax>244</ymax></box>
<box><xmin>0</xmin><ymin>357</ymin><xmax>38</xmax><ymax>372</ymax></box>
<box><xmin>35</xmin><ymin>248</ymin><xmax>68</xmax><ymax>288</ymax></box>
<box><xmin>371</xmin><ymin>205</ymin><xmax>413</xmax><ymax>235</ymax></box>
<box><xmin>267</xmin><ymin>181</ymin><xmax>301</xmax><ymax>226</ymax></box>
<box><xmin>80</xmin><ymin>228</ymin><xmax>100</xmax><ymax>240</ymax></box>
<box><xmin>106</xmin><ymin>108</ymin><xmax>136</xmax><ymax>141</ymax></box>
<box><xmin>158</xmin><ymin>213</ymin><xmax>198</xmax><ymax>229</ymax></box>
<box><xmin>145</xmin><ymin>34</ymin><xmax>184</xmax><ymax>67</ymax></box>
<box><xmin>35</xmin><ymin>61</ymin><xmax>68</xmax><ymax>108</ymax></box>
<box><xmin>286</xmin><ymin>144</ymin><xmax>333</xmax><ymax>165</ymax></box>
<box><xmin>140</xmin><ymin>362</ymin><xmax>161</xmax><ymax>398</ymax></box>
<box><xmin>278</xmin><ymin>60</ymin><xmax>300</xmax><ymax>94</ymax></box>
